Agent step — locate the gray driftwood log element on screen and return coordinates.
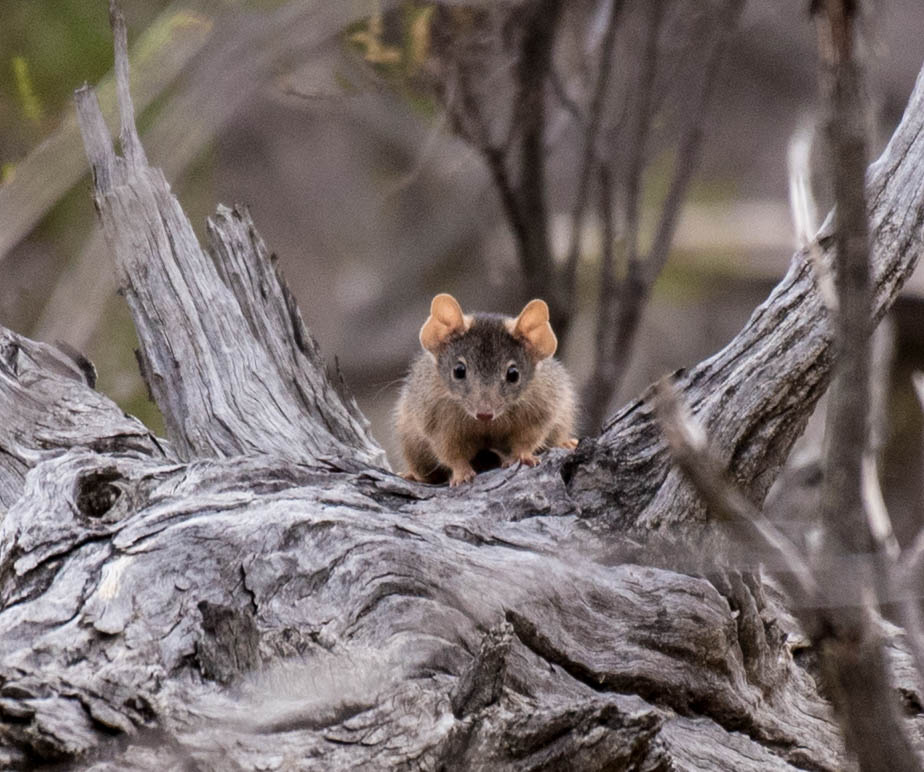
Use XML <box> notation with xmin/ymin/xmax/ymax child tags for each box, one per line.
<box><xmin>3</xmin><ymin>10</ymin><xmax>924</xmax><ymax>770</ymax></box>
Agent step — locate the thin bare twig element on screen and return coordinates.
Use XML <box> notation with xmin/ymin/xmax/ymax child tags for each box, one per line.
<box><xmin>897</xmin><ymin>371</ymin><xmax>924</xmax><ymax>596</ymax></box>
<box><xmin>445</xmin><ymin>45</ymin><xmax>495</xmax><ymax>152</ymax></box>
<box><xmin>510</xmin><ymin>0</ymin><xmax>564</xmax><ymax>308</ymax></box>
<box><xmin>578</xmin><ymin>1</ymin><xmax>665</xmax><ymax>432</ymax></box>
<box><xmin>863</xmin><ymin>319</ymin><xmax>899</xmax><ymax>558</ymax></box>
<box><xmin>584</xmin><ymin>163</ymin><xmax>619</xmax><ymax>418</ymax></box>
<box><xmin>562</xmin><ymin>0</ymin><xmax>627</xmax><ymax>306</ymax></box>
<box><xmin>581</xmin><ymin>0</ymin><xmax>743</xmax><ymax>432</ymax></box>
<box><xmin>622</xmin><ymin>1</ymin><xmax>665</xmax><ymax>273</ymax></box>
<box><xmin>441</xmin><ymin>35</ymin><xmax>526</xmax><ymax>271</ymax></box>
<box><xmin>548</xmin><ymin>67</ymin><xmax>584</xmax><ymax>128</ymax></box>
<box><xmin>437</xmin><ymin>1</ymin><xmax>565</xmax><ymax>325</ymax></box>
<box><xmin>788</xmin><ymin>123</ymin><xmax>840</xmax><ymax>314</ymax></box>
<box><xmin>641</xmin><ymin>0</ymin><xmax>743</xmax><ymax>288</ymax></box>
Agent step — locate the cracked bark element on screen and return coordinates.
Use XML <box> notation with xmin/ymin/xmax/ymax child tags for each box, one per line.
<box><xmin>2</xmin><ymin>6</ymin><xmax>924</xmax><ymax>771</ymax></box>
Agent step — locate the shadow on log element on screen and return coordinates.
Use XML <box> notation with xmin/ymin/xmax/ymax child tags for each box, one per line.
<box><xmin>2</xmin><ymin>2</ymin><xmax>924</xmax><ymax>770</ymax></box>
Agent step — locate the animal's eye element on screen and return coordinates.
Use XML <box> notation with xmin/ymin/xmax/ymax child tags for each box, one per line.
<box><xmin>506</xmin><ymin>364</ymin><xmax>520</xmax><ymax>384</ymax></box>
<box><xmin>453</xmin><ymin>362</ymin><xmax>467</xmax><ymax>380</ymax></box>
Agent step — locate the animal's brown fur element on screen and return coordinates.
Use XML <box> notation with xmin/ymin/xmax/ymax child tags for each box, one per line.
<box><xmin>395</xmin><ymin>295</ymin><xmax>577</xmax><ymax>486</ymax></box>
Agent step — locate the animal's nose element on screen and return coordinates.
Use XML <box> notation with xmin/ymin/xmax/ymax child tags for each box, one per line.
<box><xmin>476</xmin><ymin>412</ymin><xmax>494</xmax><ymax>422</ymax></box>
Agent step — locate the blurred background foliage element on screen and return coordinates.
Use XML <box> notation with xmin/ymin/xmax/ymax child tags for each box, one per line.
<box><xmin>2</xmin><ymin>2</ymin><xmax>114</xmax><ymax>144</ymax></box>
<box><xmin>1</xmin><ymin>0</ymin><xmax>923</xmax><ymax>529</ymax></box>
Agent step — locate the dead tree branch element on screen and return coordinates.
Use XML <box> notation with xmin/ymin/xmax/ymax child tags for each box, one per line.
<box><xmin>74</xmin><ymin>2</ymin><xmax>382</xmax><ymax>469</ymax></box>
<box><xmin>652</xmin><ymin>378</ymin><xmax>818</xmax><ymax>607</ymax></box>
<box><xmin>810</xmin><ymin>1</ymin><xmax>917</xmax><ymax>763</ymax></box>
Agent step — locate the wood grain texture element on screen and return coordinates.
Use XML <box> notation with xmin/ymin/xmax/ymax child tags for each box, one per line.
<box><xmin>0</xmin><ymin>328</ymin><xmax>170</xmax><ymax>511</ymax></box>
<box><xmin>0</xmin><ymin>453</ymin><xmax>850</xmax><ymax>769</ymax></box>
<box><xmin>73</xmin><ymin>85</ymin><xmax>384</xmax><ymax>468</ymax></box>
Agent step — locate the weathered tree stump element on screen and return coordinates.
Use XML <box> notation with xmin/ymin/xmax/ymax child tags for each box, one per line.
<box><xmin>2</xmin><ymin>11</ymin><xmax>924</xmax><ymax>771</ymax></box>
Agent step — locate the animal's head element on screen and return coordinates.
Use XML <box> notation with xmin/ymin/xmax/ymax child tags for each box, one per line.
<box><xmin>419</xmin><ymin>293</ymin><xmax>557</xmax><ymax>422</ymax></box>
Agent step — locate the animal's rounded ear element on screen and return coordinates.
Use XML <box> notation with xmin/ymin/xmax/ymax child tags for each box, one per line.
<box><xmin>419</xmin><ymin>293</ymin><xmax>468</xmax><ymax>353</ymax></box>
<box><xmin>513</xmin><ymin>299</ymin><xmax>557</xmax><ymax>360</ymax></box>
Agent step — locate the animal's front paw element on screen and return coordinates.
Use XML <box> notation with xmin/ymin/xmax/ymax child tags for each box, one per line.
<box><xmin>558</xmin><ymin>438</ymin><xmax>578</xmax><ymax>450</ymax></box>
<box><xmin>502</xmin><ymin>452</ymin><xmax>539</xmax><ymax>468</ymax></box>
<box><xmin>449</xmin><ymin>466</ymin><xmax>476</xmax><ymax>487</ymax></box>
